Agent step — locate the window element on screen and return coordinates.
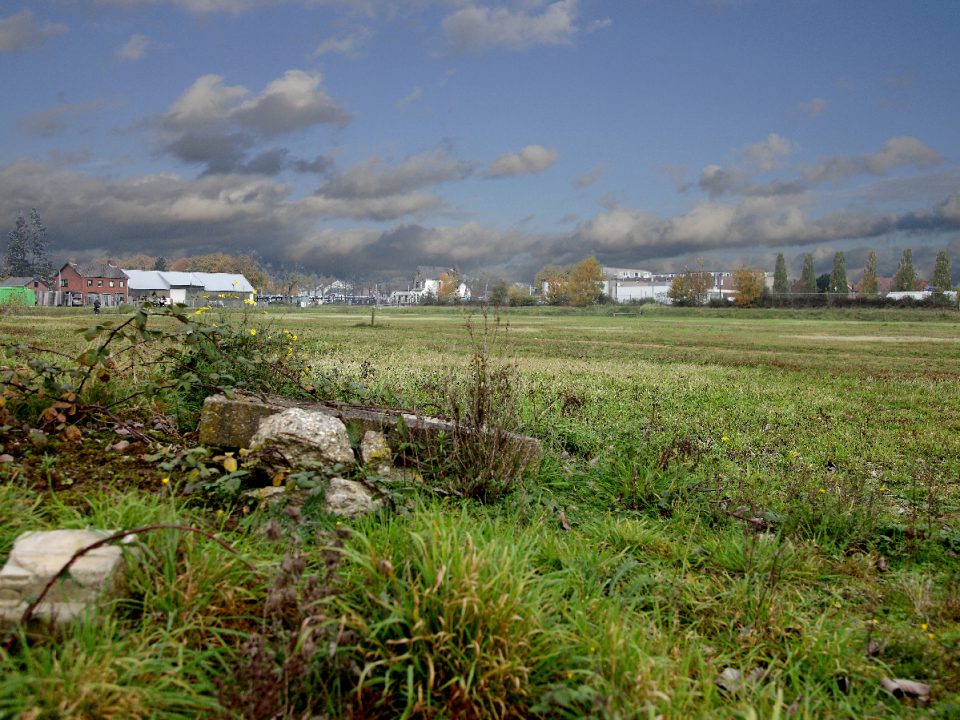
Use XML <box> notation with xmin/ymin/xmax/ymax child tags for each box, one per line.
<box><xmin>109</xmin><ymin>280</ymin><xmax>115</xmax><ymax>288</ymax></box>
<box><xmin>116</xmin><ymin>294</ymin><xmax>123</xmax><ymax>303</ymax></box>
<box><xmin>87</xmin><ymin>280</ymin><xmax>93</xmax><ymax>287</ymax></box>
<box><xmin>61</xmin><ymin>279</ymin><xmax>68</xmax><ymax>288</ymax></box>
<box><xmin>97</xmin><ymin>280</ymin><xmax>103</xmax><ymax>287</ymax></box>
<box><xmin>119</xmin><ymin>281</ymin><xmax>125</xmax><ymax>288</ymax></box>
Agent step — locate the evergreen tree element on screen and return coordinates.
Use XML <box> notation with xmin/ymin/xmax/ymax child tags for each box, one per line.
<box><xmin>860</xmin><ymin>251</ymin><xmax>878</xmax><ymax>296</ymax></box>
<box><xmin>801</xmin><ymin>254</ymin><xmax>817</xmax><ymax>293</ymax></box>
<box><xmin>829</xmin><ymin>251</ymin><xmax>848</xmax><ymax>294</ymax></box>
<box><xmin>28</xmin><ymin>208</ymin><xmax>52</xmax><ymax>280</ymax></box>
<box><xmin>153</xmin><ymin>256</ymin><xmax>168</xmax><ymax>271</ymax></box>
<box><xmin>4</xmin><ymin>213</ymin><xmax>32</xmax><ymax>277</ymax></box>
<box><xmin>932</xmin><ymin>250</ymin><xmax>952</xmax><ymax>292</ymax></box>
<box><xmin>894</xmin><ymin>248</ymin><xmax>916</xmax><ymax>291</ymax></box>
<box><xmin>773</xmin><ymin>253</ymin><xmax>789</xmax><ymax>295</ymax></box>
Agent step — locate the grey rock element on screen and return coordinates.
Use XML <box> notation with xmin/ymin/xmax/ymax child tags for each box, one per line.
<box><xmin>361</xmin><ymin>430</ymin><xmax>393</xmax><ymax>473</ymax></box>
<box><xmin>250</xmin><ymin>407</ymin><xmax>355</xmax><ymax>469</ymax></box>
<box><xmin>325</xmin><ymin>477</ymin><xmax>381</xmax><ymax>517</ymax></box>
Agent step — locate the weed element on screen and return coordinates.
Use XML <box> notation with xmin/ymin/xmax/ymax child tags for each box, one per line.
<box><xmin>404</xmin><ymin>310</ymin><xmax>535</xmax><ymax>502</ymax></box>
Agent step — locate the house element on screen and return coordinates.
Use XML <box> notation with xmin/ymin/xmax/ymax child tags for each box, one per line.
<box><xmin>56</xmin><ymin>263</ymin><xmax>129</xmax><ymax>307</ymax></box>
<box><xmin>123</xmin><ymin>270</ymin><xmax>255</xmax><ymax>306</ymax></box>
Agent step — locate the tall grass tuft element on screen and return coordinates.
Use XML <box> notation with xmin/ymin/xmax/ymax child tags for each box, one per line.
<box><xmin>326</xmin><ymin>508</ymin><xmax>567</xmax><ymax>718</ymax></box>
<box><xmin>416</xmin><ymin>310</ymin><xmax>533</xmax><ymax>502</ymax></box>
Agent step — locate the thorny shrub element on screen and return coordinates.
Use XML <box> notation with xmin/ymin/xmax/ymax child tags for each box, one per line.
<box><xmin>0</xmin><ymin>303</ymin><xmax>329</xmax><ymax>439</ymax></box>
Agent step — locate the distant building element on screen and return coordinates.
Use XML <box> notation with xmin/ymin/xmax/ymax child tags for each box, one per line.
<box><xmin>123</xmin><ymin>269</ymin><xmax>254</xmax><ymax>306</ymax></box>
<box><xmin>56</xmin><ymin>263</ymin><xmax>129</xmax><ymax>307</ymax></box>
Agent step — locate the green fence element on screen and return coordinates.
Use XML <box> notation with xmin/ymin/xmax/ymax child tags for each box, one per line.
<box><xmin>0</xmin><ymin>287</ymin><xmax>37</xmax><ymax>306</ymax></box>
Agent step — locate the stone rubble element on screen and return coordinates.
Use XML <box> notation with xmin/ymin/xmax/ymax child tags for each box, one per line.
<box><xmin>0</xmin><ymin>529</ymin><xmax>135</xmax><ymax>630</ymax></box>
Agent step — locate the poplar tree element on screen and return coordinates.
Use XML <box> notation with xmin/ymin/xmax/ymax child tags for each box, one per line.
<box><xmin>860</xmin><ymin>251</ymin><xmax>878</xmax><ymax>296</ymax></box>
<box><xmin>932</xmin><ymin>250</ymin><xmax>952</xmax><ymax>292</ymax></box>
<box><xmin>801</xmin><ymin>253</ymin><xmax>817</xmax><ymax>294</ymax></box>
<box><xmin>829</xmin><ymin>252</ymin><xmax>848</xmax><ymax>294</ymax></box>
<box><xmin>894</xmin><ymin>248</ymin><xmax>916</xmax><ymax>291</ymax></box>
<box><xmin>773</xmin><ymin>253</ymin><xmax>789</xmax><ymax>295</ymax></box>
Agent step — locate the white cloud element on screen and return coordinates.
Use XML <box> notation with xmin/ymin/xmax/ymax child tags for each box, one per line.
<box><xmin>396</xmin><ymin>86</ymin><xmax>422</xmax><ymax>111</ymax></box>
<box><xmin>314</xmin><ymin>28</ymin><xmax>371</xmax><ymax>57</ymax></box>
<box><xmin>804</xmin><ymin>136</ymin><xmax>940</xmax><ymax>185</ymax></box>
<box><xmin>743</xmin><ymin>133</ymin><xmax>796</xmax><ymax>172</ymax></box>
<box><xmin>296</xmin><ymin>192</ymin><xmax>443</xmax><ymax>221</ymax></box>
<box><xmin>233</xmin><ymin>70</ymin><xmax>351</xmax><ymax>135</ymax></box>
<box><xmin>486</xmin><ymin>145</ymin><xmax>559</xmax><ymax>178</ymax></box>
<box><xmin>167</xmin><ymin>74</ymin><xmax>249</xmax><ymax>128</ymax></box>
<box><xmin>0</xmin><ymin>9</ymin><xmax>66</xmax><ymax>53</ymax></box>
<box><xmin>117</xmin><ymin>33</ymin><xmax>152</xmax><ymax>61</ymax></box>
<box><xmin>575</xmin><ymin>164</ymin><xmax>606</xmax><ymax>188</ymax></box>
<box><xmin>317</xmin><ymin>148</ymin><xmax>473</xmax><ymax>198</ymax></box>
<box><xmin>158</xmin><ymin>70</ymin><xmax>351</xmax><ymax>173</ymax></box>
<box><xmin>95</xmin><ymin>0</ymin><xmax>282</xmax><ymax>13</ymax></box>
<box><xmin>18</xmin><ymin>100</ymin><xmax>107</xmax><ymax>137</ymax></box>
<box><xmin>798</xmin><ymin>97</ymin><xmax>827</xmax><ymax>118</ymax></box>
<box><xmin>586</xmin><ymin>17</ymin><xmax>612</xmax><ymax>33</ymax></box>
<box><xmin>442</xmin><ymin>0</ymin><xmax>579</xmax><ymax>51</ymax></box>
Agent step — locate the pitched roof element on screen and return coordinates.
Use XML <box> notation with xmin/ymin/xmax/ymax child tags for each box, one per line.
<box><xmin>197</xmin><ymin>273</ymin><xmax>254</xmax><ymax>293</ymax></box>
<box><xmin>66</xmin><ymin>262</ymin><xmax>127</xmax><ymax>279</ymax></box>
<box><xmin>122</xmin><ymin>269</ymin><xmax>253</xmax><ymax>293</ymax></box>
<box><xmin>0</xmin><ymin>276</ymin><xmax>37</xmax><ymax>287</ymax></box>
<box><xmin>123</xmin><ymin>270</ymin><xmax>171</xmax><ymax>291</ymax></box>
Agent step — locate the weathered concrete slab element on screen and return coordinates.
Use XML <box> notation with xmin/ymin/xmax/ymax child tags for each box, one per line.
<box><xmin>0</xmin><ymin>530</ymin><xmax>134</xmax><ymax>630</ymax></box>
<box><xmin>199</xmin><ymin>393</ymin><xmax>542</xmax><ymax>471</ymax></box>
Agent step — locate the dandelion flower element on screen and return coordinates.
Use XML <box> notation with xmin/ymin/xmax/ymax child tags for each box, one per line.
<box><xmin>161</xmin><ymin>477</ymin><xmax>169</xmax><ymax>485</ymax></box>
<box><xmin>249</xmin><ymin>329</ymin><xmax>257</xmax><ymax>336</ymax></box>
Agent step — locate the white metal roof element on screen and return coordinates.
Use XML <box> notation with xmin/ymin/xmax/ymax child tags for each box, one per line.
<box><xmin>122</xmin><ymin>270</ymin><xmax>170</xmax><ymax>291</ymax></box>
<box><xmin>123</xmin><ymin>270</ymin><xmax>254</xmax><ymax>293</ymax></box>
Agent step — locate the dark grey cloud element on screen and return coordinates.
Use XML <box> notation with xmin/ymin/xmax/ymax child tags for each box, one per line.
<box><xmin>2</xmin><ymin>158</ymin><xmax>957</xmax><ymax>283</ymax></box>
<box><xmin>163</xmin><ymin>130</ymin><xmax>254</xmax><ymax>174</ymax></box>
<box><xmin>293</xmin><ymin>154</ymin><xmax>335</xmax><ymax>175</ymax></box>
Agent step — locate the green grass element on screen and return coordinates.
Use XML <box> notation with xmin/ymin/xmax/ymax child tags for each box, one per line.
<box><xmin>1</xmin><ymin>304</ymin><xmax>958</xmax><ymax>718</ymax></box>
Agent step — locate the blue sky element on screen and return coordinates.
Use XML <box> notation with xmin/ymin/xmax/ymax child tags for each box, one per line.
<box><xmin>1</xmin><ymin>0</ymin><xmax>958</xmax><ymax>281</ymax></box>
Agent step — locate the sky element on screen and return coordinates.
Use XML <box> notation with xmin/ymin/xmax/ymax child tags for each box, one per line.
<box><xmin>1</xmin><ymin>0</ymin><xmax>958</xmax><ymax>282</ymax></box>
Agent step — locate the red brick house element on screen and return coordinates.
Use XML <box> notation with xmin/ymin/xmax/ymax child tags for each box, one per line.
<box><xmin>56</xmin><ymin>263</ymin><xmax>129</xmax><ymax>307</ymax></box>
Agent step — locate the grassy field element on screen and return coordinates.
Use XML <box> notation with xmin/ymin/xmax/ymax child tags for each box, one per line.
<box><xmin>1</xmin><ymin>304</ymin><xmax>958</xmax><ymax>718</ymax></box>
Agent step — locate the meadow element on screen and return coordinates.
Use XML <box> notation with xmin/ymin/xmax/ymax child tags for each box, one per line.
<box><xmin>0</xmin><ymin>304</ymin><xmax>958</xmax><ymax>718</ymax></box>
